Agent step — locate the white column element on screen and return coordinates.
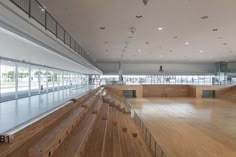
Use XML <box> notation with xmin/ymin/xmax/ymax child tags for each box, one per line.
<box><xmin>28</xmin><ymin>64</ymin><xmax>31</xmax><ymax>97</ymax></box>
<box><xmin>15</xmin><ymin>63</ymin><xmax>18</xmax><ymax>99</ymax></box>
<box><xmin>46</xmin><ymin>68</ymin><xmax>48</xmax><ymax>93</ymax></box>
<box><xmin>38</xmin><ymin>67</ymin><xmax>41</xmax><ymax>95</ymax></box>
<box><xmin>52</xmin><ymin>70</ymin><xmax>54</xmax><ymax>92</ymax></box>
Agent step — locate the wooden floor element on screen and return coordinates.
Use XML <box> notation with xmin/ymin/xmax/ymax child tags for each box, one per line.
<box><xmin>129</xmin><ymin>98</ymin><xmax>236</xmax><ymax>157</ymax></box>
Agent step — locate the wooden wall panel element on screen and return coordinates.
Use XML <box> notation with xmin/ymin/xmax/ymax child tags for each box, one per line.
<box><xmin>143</xmin><ymin>85</ymin><xmax>190</xmax><ymax>97</ymax></box>
<box><xmin>195</xmin><ymin>86</ymin><xmax>234</xmax><ymax>98</ymax></box>
<box><xmin>189</xmin><ymin>86</ymin><xmax>197</xmax><ymax>97</ymax></box>
<box><xmin>105</xmin><ymin>85</ymin><xmax>143</xmax><ymax>98</ymax></box>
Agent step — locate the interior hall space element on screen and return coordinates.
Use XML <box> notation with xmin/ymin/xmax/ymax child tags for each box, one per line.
<box><xmin>0</xmin><ymin>0</ymin><xmax>236</xmax><ymax>157</ymax></box>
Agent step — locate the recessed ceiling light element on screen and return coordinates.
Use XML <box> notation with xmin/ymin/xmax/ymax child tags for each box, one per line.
<box><xmin>201</xmin><ymin>16</ymin><xmax>209</xmax><ymax>19</ymax></box>
<box><xmin>212</xmin><ymin>28</ymin><xmax>218</xmax><ymax>32</ymax></box>
<box><xmin>137</xmin><ymin>49</ymin><xmax>142</xmax><ymax>52</ymax></box>
<box><xmin>185</xmin><ymin>42</ymin><xmax>189</xmax><ymax>45</ymax></box>
<box><xmin>200</xmin><ymin>50</ymin><xmax>204</xmax><ymax>53</ymax></box>
<box><xmin>100</xmin><ymin>26</ymin><xmax>106</xmax><ymax>30</ymax></box>
<box><xmin>136</xmin><ymin>15</ymin><xmax>142</xmax><ymax>18</ymax></box>
<box><xmin>158</xmin><ymin>27</ymin><xmax>163</xmax><ymax>30</ymax></box>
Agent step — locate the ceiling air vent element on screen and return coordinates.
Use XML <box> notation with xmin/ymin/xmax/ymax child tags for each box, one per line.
<box><xmin>143</xmin><ymin>0</ymin><xmax>150</xmax><ymax>6</ymax></box>
<box><xmin>159</xmin><ymin>65</ymin><xmax>164</xmax><ymax>72</ymax></box>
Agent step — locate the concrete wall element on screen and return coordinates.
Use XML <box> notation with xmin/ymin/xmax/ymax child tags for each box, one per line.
<box><xmin>98</xmin><ymin>62</ymin><xmax>216</xmax><ymax>75</ymax></box>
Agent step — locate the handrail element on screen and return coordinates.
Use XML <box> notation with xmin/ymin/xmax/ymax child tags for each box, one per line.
<box><xmin>133</xmin><ymin>111</ymin><xmax>168</xmax><ymax>157</ymax></box>
<box><xmin>9</xmin><ymin>0</ymin><xmax>99</xmax><ymax>70</ymax></box>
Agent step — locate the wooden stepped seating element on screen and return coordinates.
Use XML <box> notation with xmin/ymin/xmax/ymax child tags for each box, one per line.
<box><xmin>28</xmin><ymin>93</ymin><xmax>100</xmax><ymax>157</ymax></box>
<box><xmin>111</xmin><ymin>106</ymin><xmax>122</xmax><ymax>157</ymax></box>
<box><xmin>123</xmin><ymin>114</ymin><xmax>153</xmax><ymax>157</ymax></box>
<box><xmin>116</xmin><ymin>109</ymin><xmax>137</xmax><ymax>157</ymax></box>
<box><xmin>0</xmin><ymin>88</ymin><xmax>101</xmax><ymax>157</ymax></box>
<box><xmin>28</xmin><ymin>107</ymin><xmax>86</xmax><ymax>157</ymax></box>
<box><xmin>103</xmin><ymin>106</ymin><xmax>115</xmax><ymax>157</ymax></box>
<box><xmin>51</xmin><ymin>100</ymin><xmax>102</xmax><ymax>157</ymax></box>
<box><xmin>82</xmin><ymin>103</ymin><xmax>109</xmax><ymax>157</ymax></box>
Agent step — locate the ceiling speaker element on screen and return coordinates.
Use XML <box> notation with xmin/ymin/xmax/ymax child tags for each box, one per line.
<box><xmin>143</xmin><ymin>0</ymin><xmax>150</xmax><ymax>6</ymax></box>
<box><xmin>159</xmin><ymin>65</ymin><xmax>164</xmax><ymax>72</ymax></box>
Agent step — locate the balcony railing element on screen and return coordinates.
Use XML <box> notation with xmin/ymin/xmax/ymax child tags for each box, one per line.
<box><xmin>10</xmin><ymin>0</ymin><xmax>99</xmax><ymax>69</ymax></box>
<box><xmin>133</xmin><ymin>111</ymin><xmax>168</xmax><ymax>157</ymax></box>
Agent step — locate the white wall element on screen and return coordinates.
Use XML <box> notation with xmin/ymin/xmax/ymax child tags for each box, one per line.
<box><xmin>98</xmin><ymin>62</ymin><xmax>216</xmax><ymax>75</ymax></box>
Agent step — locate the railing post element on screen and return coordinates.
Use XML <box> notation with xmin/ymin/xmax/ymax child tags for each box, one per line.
<box><xmin>45</xmin><ymin>11</ymin><xmax>47</xmax><ymax>30</ymax></box>
<box><xmin>56</xmin><ymin>23</ymin><xmax>58</xmax><ymax>38</ymax></box>
<box><xmin>70</xmin><ymin>36</ymin><xmax>72</xmax><ymax>48</ymax></box>
<box><xmin>63</xmin><ymin>30</ymin><xmax>66</xmax><ymax>44</ymax></box>
<box><xmin>29</xmin><ymin>0</ymin><xmax>31</xmax><ymax>18</ymax></box>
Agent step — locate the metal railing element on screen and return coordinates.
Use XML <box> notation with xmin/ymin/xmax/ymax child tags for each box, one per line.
<box><xmin>10</xmin><ymin>0</ymin><xmax>99</xmax><ymax>69</ymax></box>
<box><xmin>133</xmin><ymin>111</ymin><xmax>168</xmax><ymax>157</ymax></box>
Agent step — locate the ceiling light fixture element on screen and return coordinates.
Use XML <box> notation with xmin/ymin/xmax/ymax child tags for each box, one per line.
<box><xmin>158</xmin><ymin>27</ymin><xmax>163</xmax><ymax>30</ymax></box>
<box><xmin>100</xmin><ymin>27</ymin><xmax>106</xmax><ymax>30</ymax></box>
<box><xmin>137</xmin><ymin>49</ymin><xmax>142</xmax><ymax>52</ymax></box>
<box><xmin>185</xmin><ymin>42</ymin><xmax>189</xmax><ymax>45</ymax></box>
<box><xmin>201</xmin><ymin>16</ymin><xmax>209</xmax><ymax>19</ymax></box>
<box><xmin>212</xmin><ymin>28</ymin><xmax>218</xmax><ymax>32</ymax></box>
<box><xmin>200</xmin><ymin>50</ymin><xmax>204</xmax><ymax>53</ymax></box>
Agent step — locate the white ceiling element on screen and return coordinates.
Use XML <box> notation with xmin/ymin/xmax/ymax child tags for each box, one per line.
<box><xmin>38</xmin><ymin>0</ymin><xmax>236</xmax><ymax>64</ymax></box>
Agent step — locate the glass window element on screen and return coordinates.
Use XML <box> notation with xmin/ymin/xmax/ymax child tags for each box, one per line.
<box><xmin>31</xmin><ymin>66</ymin><xmax>40</xmax><ymax>96</ymax></box>
<box><xmin>47</xmin><ymin>69</ymin><xmax>54</xmax><ymax>92</ymax></box>
<box><xmin>18</xmin><ymin>63</ymin><xmax>29</xmax><ymax>99</ymax></box>
<box><xmin>40</xmin><ymin>68</ymin><xmax>48</xmax><ymax>94</ymax></box>
<box><xmin>0</xmin><ymin>60</ymin><xmax>16</xmax><ymax>102</ymax></box>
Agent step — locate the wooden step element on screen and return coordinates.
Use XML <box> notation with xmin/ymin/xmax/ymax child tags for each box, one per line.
<box><xmin>28</xmin><ymin>107</ymin><xmax>86</xmax><ymax>157</ymax></box>
<box><xmin>51</xmin><ymin>104</ymin><xmax>99</xmax><ymax>157</ymax></box>
<box><xmin>83</xmin><ymin>103</ymin><xmax>109</xmax><ymax>157</ymax></box>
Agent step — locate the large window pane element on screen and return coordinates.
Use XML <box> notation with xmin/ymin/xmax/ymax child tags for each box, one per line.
<box><xmin>47</xmin><ymin>69</ymin><xmax>54</xmax><ymax>92</ymax></box>
<box><xmin>40</xmin><ymin>68</ymin><xmax>48</xmax><ymax>94</ymax></box>
<box><xmin>18</xmin><ymin>63</ymin><xmax>29</xmax><ymax>98</ymax></box>
<box><xmin>0</xmin><ymin>60</ymin><xmax>16</xmax><ymax>102</ymax></box>
<box><xmin>31</xmin><ymin>66</ymin><xmax>40</xmax><ymax>96</ymax></box>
